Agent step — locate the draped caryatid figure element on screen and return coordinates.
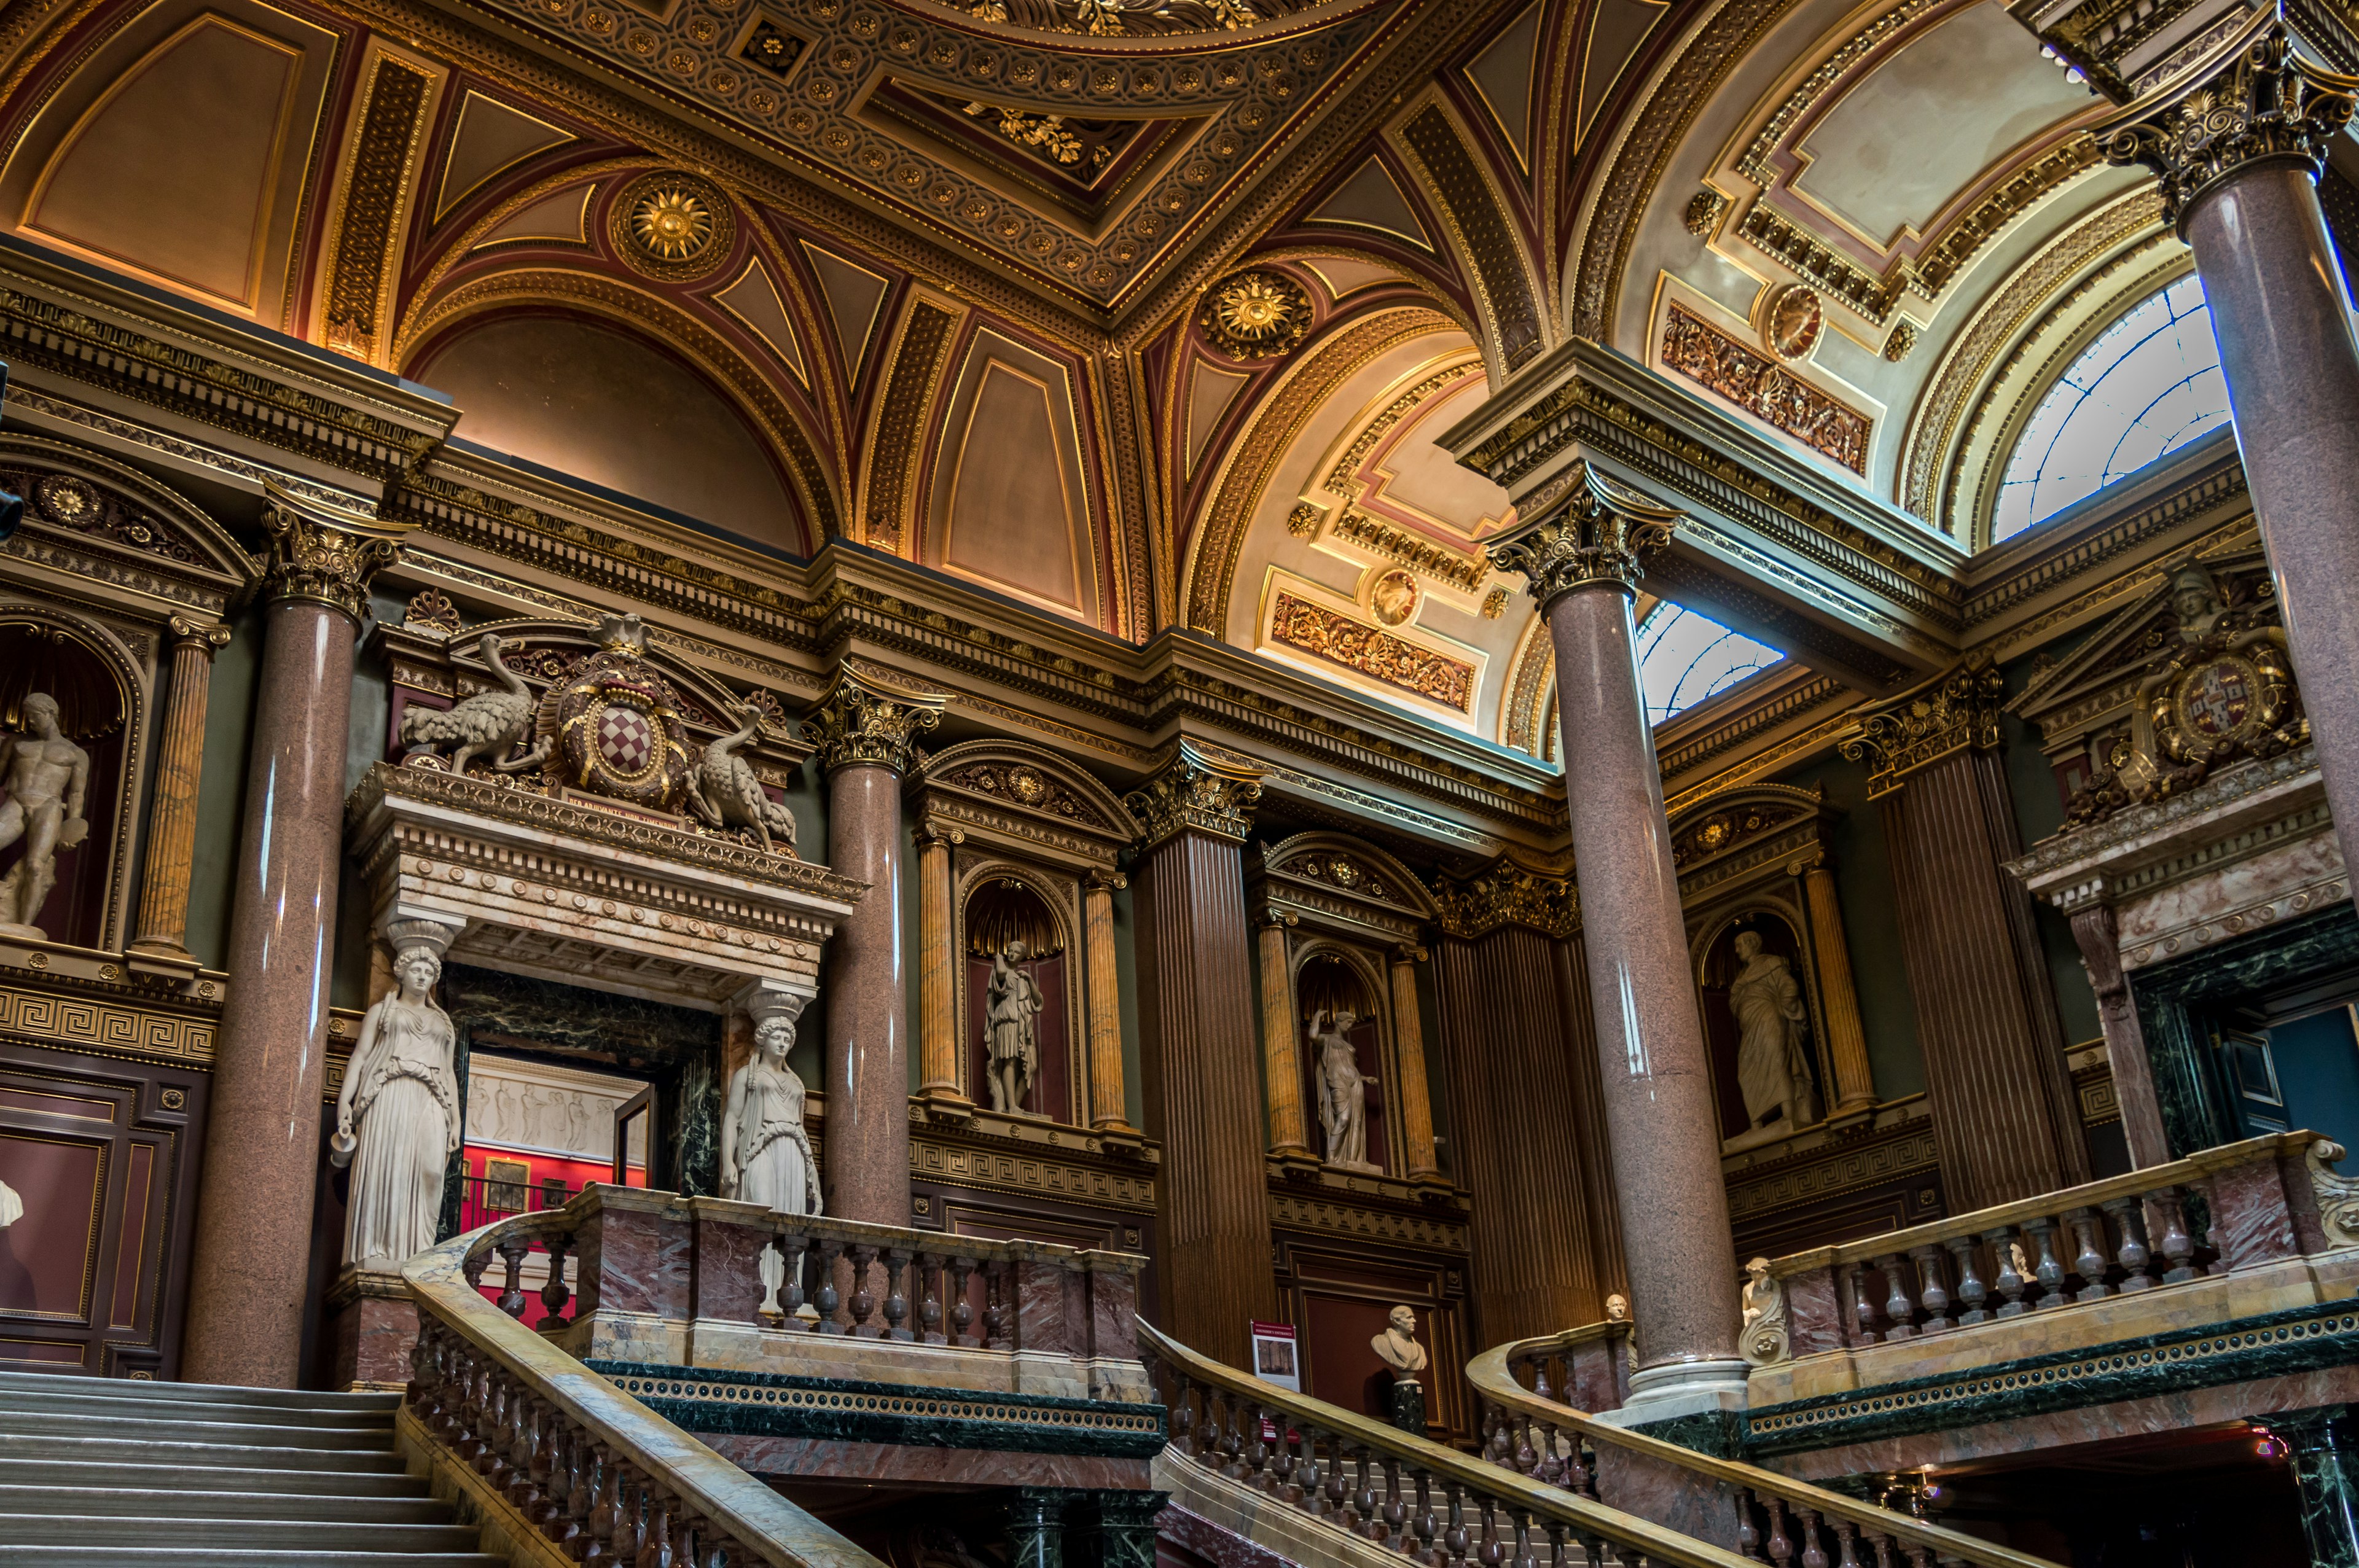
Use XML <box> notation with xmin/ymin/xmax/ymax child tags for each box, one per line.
<box><xmin>332</xmin><ymin>933</ymin><xmax>462</xmax><ymax>1269</ymax></box>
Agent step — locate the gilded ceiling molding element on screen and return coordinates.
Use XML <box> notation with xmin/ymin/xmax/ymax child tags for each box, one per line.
<box><xmin>396</xmin><ymin>267</ymin><xmax>845</xmax><ymax>543</ymax></box>
<box><xmin>318</xmin><ymin>50</ymin><xmax>438</xmax><ymax>365</ymax></box>
<box><xmin>1394</xmin><ymin>100</ymin><xmax>1547</xmax><ymax>372</ymax></box>
<box><xmin>1899</xmin><ymin>188</ymin><xmax>2169</xmax><ymax>529</ymax></box>
<box><xmin>1656</xmin><ymin>671</ymin><xmax>1850</xmax><ymax>791</ymax></box>
<box><xmin>1497</xmin><ymin>612</ymin><xmax>1552</xmax><ymax>756</ymax></box>
<box><xmin>863</xmin><ymin>299</ymin><xmax>964</xmax><ymax>556</ymax></box>
<box><xmin>1179</xmin><ymin>303</ymin><xmax>1458</xmax><ymax>633</ymax></box>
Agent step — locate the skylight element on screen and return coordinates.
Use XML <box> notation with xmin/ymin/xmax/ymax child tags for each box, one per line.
<box><xmin>1636</xmin><ymin>603</ymin><xmax>1782</xmax><ymax>725</ymax></box>
<box><xmin>1993</xmin><ymin>275</ymin><xmax>2231</xmax><ymax>543</ymax></box>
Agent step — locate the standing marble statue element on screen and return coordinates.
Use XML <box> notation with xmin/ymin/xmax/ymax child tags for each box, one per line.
<box><xmin>721</xmin><ymin>1013</ymin><xmax>820</xmax><ymax>1308</ymax></box>
<box><xmin>1731</xmin><ymin>930</ymin><xmax>1820</xmax><ymax>1135</ymax></box>
<box><xmin>1371</xmin><ymin>1304</ymin><xmax>1428</xmax><ymax>1435</ymax></box>
<box><xmin>332</xmin><ymin>936</ymin><xmax>462</xmax><ymax>1269</ymax></box>
<box><xmin>983</xmin><ymin>941</ymin><xmax>1044</xmax><ymax>1115</ymax></box>
<box><xmin>0</xmin><ymin>693</ymin><xmax>90</xmax><ymax>939</ymax></box>
<box><xmin>1311</xmin><ymin>1008</ymin><xmax>1376</xmax><ymax>1172</ymax></box>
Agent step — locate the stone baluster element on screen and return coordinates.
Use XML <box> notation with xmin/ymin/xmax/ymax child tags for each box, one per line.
<box><xmin>539</xmin><ymin>1232</ymin><xmax>573</xmax><ymax>1322</ymax></box>
<box><xmin>1909</xmin><ymin>1244</ymin><xmax>1952</xmax><ymax>1331</ymax></box>
<box><xmin>1946</xmin><ymin>1235</ymin><xmax>1989</xmax><ymax>1325</ymax></box>
<box><xmin>496</xmin><ymin>1233</ymin><xmax>530</xmax><ymax>1317</ymax></box>
<box><xmin>2066</xmin><ymin>1208</ymin><xmax>2112</xmax><ymax>1302</ymax></box>
<box><xmin>880</xmin><ymin>1247</ymin><xmax>912</xmax><ymax>1341</ymax></box>
<box><xmin>984</xmin><ymin>1257</ymin><xmax>1012</xmax><ymax>1348</ymax></box>
<box><xmin>812</xmin><ymin>1239</ymin><xmax>845</xmax><ymax>1333</ymax></box>
<box><xmin>805</xmin><ymin>664</ymin><xmax>944</xmax><ymax>1227</ymax></box>
<box><xmin>916</xmin><ymin>1250</ymin><xmax>946</xmax><ymax>1343</ymax></box>
<box><xmin>127</xmin><ymin>614</ymin><xmax>232</xmax><ymax>978</ymax></box>
<box><xmin>1844</xmin><ymin>1262</ymin><xmax>1881</xmax><ymax>1341</ymax></box>
<box><xmin>773</xmin><ymin>1231</ymin><xmax>810</xmax><ymax>1325</ymax></box>
<box><xmin>1485</xmin><ymin>466</ymin><xmax>1745</xmax><ymax>1416</ymax></box>
<box><xmin>2148</xmin><ymin>1187</ymin><xmax>2199</xmax><ymax>1284</ymax></box>
<box><xmin>2022</xmin><ymin>1217</ymin><xmax>2068</xmax><ymax>1308</ymax></box>
<box><xmin>845</xmin><ymin>1244</ymin><xmax>880</xmax><ymax>1336</ymax></box>
<box><xmin>182</xmin><ymin>487</ymin><xmax>411</xmax><ymax>1386</ymax></box>
<box><xmin>948</xmin><ymin>1257</ymin><xmax>977</xmax><ymax>1346</ymax></box>
<box><xmin>1877</xmin><ymin>1254</ymin><xmax>1917</xmax><ymax>1340</ymax></box>
<box><xmin>1987</xmin><ymin>1227</ymin><xmax>2029</xmax><ymax>1316</ymax></box>
<box><xmin>2102</xmin><ymin>1196</ymin><xmax>2155</xmax><ymax>1291</ymax></box>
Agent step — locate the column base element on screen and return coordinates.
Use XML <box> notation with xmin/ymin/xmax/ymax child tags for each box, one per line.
<box><xmin>1092</xmin><ymin>1123</ymin><xmax>1151</xmax><ymax>1159</ymax></box>
<box><xmin>323</xmin><ymin>1265</ymin><xmax>419</xmax><ymax>1393</ymax></box>
<box><xmin>919</xmin><ymin>1090</ymin><xmax>977</xmax><ymax>1125</ymax></box>
<box><xmin>1594</xmin><ymin>1357</ymin><xmax>1750</xmax><ymax>1453</ymax></box>
<box><xmin>125</xmin><ymin>942</ymin><xmax>203</xmax><ymax>986</ymax></box>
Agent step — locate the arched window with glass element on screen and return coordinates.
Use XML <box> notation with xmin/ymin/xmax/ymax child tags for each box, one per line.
<box><xmin>1992</xmin><ymin>275</ymin><xmax>2232</xmax><ymax>545</ymax></box>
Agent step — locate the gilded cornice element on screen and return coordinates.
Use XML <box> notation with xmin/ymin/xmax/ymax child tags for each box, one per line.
<box><xmin>1427</xmin><ymin>856</ymin><xmax>1576</xmax><ymax>939</ymax></box>
<box><xmin>1837</xmin><ymin>654</ymin><xmax>2007</xmax><ymax>797</ymax></box>
<box><xmin>1124</xmin><ymin>738</ymin><xmax>1266</xmax><ymax>846</ymax></box>
<box><xmin>1657</xmin><ymin>670</ymin><xmax>1851</xmax><ymax>790</ymax></box>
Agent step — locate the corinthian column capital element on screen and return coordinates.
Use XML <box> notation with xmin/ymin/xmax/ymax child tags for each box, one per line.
<box><xmin>1837</xmin><ymin>653</ymin><xmax>2006</xmax><ymax>798</ymax></box>
<box><xmin>2098</xmin><ymin>12</ymin><xmax>2358</xmax><ymax>232</ymax></box>
<box><xmin>260</xmin><ymin>483</ymin><xmax>412</xmax><ymax>623</ymax></box>
<box><xmin>1485</xmin><ymin>461</ymin><xmax>1682</xmax><ymax>609</ymax></box>
<box><xmin>804</xmin><ymin>661</ymin><xmax>945</xmax><ymax>776</ymax></box>
<box><xmin>1123</xmin><ymin>739</ymin><xmax>1264</xmax><ymax>848</ymax></box>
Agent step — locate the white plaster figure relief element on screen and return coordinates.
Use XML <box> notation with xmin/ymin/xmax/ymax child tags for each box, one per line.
<box><xmin>1312</xmin><ymin>1007</ymin><xmax>1378</xmax><ymax>1172</ymax></box>
<box><xmin>983</xmin><ymin>941</ymin><xmax>1045</xmax><ymax>1114</ymax></box>
<box><xmin>332</xmin><ymin>937</ymin><xmax>463</xmax><ymax>1269</ymax></box>
<box><xmin>1740</xmin><ymin>1256</ymin><xmax>1790</xmax><ymax>1365</ymax></box>
<box><xmin>1730</xmin><ymin>929</ymin><xmax>1821</xmax><ymax>1134</ymax></box>
<box><xmin>0</xmin><ymin>693</ymin><xmax>90</xmax><ymax>938</ymax></box>
<box><xmin>0</xmin><ymin>1178</ymin><xmax>20</xmax><ymax>1229</ymax></box>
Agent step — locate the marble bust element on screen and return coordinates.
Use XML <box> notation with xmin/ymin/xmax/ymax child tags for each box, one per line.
<box><xmin>1731</xmin><ymin>930</ymin><xmax>1820</xmax><ymax>1134</ymax></box>
<box><xmin>0</xmin><ymin>693</ymin><xmax>90</xmax><ymax>939</ymax></box>
<box><xmin>1371</xmin><ymin>1304</ymin><xmax>1428</xmax><ymax>1378</ymax></box>
<box><xmin>332</xmin><ymin>935</ymin><xmax>463</xmax><ymax>1270</ymax></box>
<box><xmin>983</xmin><ymin>941</ymin><xmax>1045</xmax><ymax>1114</ymax></box>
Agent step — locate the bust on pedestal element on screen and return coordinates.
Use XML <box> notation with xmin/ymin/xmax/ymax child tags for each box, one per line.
<box><xmin>1372</xmin><ymin>1304</ymin><xmax>1429</xmax><ymax>1435</ymax></box>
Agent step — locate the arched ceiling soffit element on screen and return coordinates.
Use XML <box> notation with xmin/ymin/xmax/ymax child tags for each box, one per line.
<box><xmin>1592</xmin><ymin>0</ymin><xmax>2168</xmax><ymax>515</ymax></box>
<box><xmin>376</xmin><ymin>0</ymin><xmax>1399</xmax><ymax>313</ymax></box>
<box><xmin>1184</xmin><ymin>307</ymin><xmax>1551</xmax><ymax>740</ymax></box>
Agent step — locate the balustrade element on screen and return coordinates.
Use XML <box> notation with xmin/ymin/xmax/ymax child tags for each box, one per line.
<box><xmin>1141</xmin><ymin>1318</ymin><xmax>1754</xmax><ymax>1568</ymax></box>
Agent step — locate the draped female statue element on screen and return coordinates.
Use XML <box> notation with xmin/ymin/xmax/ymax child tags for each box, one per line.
<box><xmin>1730</xmin><ymin>929</ymin><xmax>1820</xmax><ymax>1134</ymax></box>
<box><xmin>1311</xmin><ymin>1008</ymin><xmax>1375</xmax><ymax>1171</ymax></box>
<box><xmin>332</xmin><ymin>935</ymin><xmax>461</xmax><ymax>1269</ymax></box>
<box><xmin>720</xmin><ymin>1014</ymin><xmax>821</xmax><ymax>1217</ymax></box>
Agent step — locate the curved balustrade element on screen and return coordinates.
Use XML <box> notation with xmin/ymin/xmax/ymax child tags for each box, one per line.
<box><xmin>400</xmin><ymin>1199</ymin><xmax>890</xmax><ymax>1568</ymax></box>
<box><xmin>1468</xmin><ymin>1339</ymin><xmax>2057</xmax><ymax>1568</ymax></box>
<box><xmin>1140</xmin><ymin>1318</ymin><xmax>1753</xmax><ymax>1568</ymax></box>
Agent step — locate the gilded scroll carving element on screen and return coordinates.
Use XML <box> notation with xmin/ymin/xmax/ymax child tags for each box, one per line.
<box><xmin>1269</xmin><ymin>593</ymin><xmax>1473</xmax><ymax>711</ymax></box>
<box><xmin>1660</xmin><ymin>305</ymin><xmax>1871</xmax><ymax>474</ymax></box>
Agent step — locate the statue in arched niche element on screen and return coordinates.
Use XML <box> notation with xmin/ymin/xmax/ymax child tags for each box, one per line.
<box><xmin>1731</xmin><ymin>929</ymin><xmax>1820</xmax><ymax>1134</ymax></box>
<box><xmin>1311</xmin><ymin>1008</ymin><xmax>1377</xmax><ymax>1172</ymax></box>
<box><xmin>332</xmin><ymin>927</ymin><xmax>463</xmax><ymax>1269</ymax></box>
<box><xmin>0</xmin><ymin>693</ymin><xmax>90</xmax><ymax>939</ymax></box>
<box><xmin>983</xmin><ymin>941</ymin><xmax>1045</xmax><ymax>1114</ymax></box>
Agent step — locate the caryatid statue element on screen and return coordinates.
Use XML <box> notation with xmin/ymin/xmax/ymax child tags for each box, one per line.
<box><xmin>1730</xmin><ymin>929</ymin><xmax>1821</xmax><ymax>1136</ymax></box>
<box><xmin>983</xmin><ymin>940</ymin><xmax>1045</xmax><ymax>1115</ymax></box>
<box><xmin>0</xmin><ymin>693</ymin><xmax>90</xmax><ymax>939</ymax></box>
<box><xmin>1311</xmin><ymin>1008</ymin><xmax>1376</xmax><ymax>1172</ymax></box>
<box><xmin>331</xmin><ymin>930</ymin><xmax>462</xmax><ymax>1270</ymax></box>
<box><xmin>721</xmin><ymin>1010</ymin><xmax>820</xmax><ymax>1307</ymax></box>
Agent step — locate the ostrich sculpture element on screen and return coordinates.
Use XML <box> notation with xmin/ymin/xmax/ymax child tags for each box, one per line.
<box><xmin>398</xmin><ymin>631</ymin><xmax>547</xmax><ymax>776</ymax></box>
<box><xmin>686</xmin><ymin>703</ymin><xmax>799</xmax><ymax>856</ymax></box>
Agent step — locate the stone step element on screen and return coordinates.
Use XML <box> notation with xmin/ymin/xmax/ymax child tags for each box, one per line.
<box><xmin>0</xmin><ymin>1483</ymin><xmax>448</xmax><ymax>1523</ymax></box>
<box><xmin>0</xmin><ymin>1432</ymin><xmax>411</xmax><ymax>1473</ymax></box>
<box><xmin>0</xmin><ymin>1553</ymin><xmax>503</xmax><ymax>1567</ymax></box>
<box><xmin>0</xmin><ymin>1513</ymin><xmax>483</xmax><ymax>1552</ymax></box>
<box><xmin>0</xmin><ymin>1384</ymin><xmax>395</xmax><ymax>1430</ymax></box>
<box><xmin>0</xmin><ymin>1408</ymin><xmax>396</xmax><ymax>1449</ymax></box>
<box><xmin>0</xmin><ymin>1370</ymin><xmax>397</xmax><ymax>1413</ymax></box>
<box><xmin>0</xmin><ymin>1456</ymin><xmax>427</xmax><ymax>1497</ymax></box>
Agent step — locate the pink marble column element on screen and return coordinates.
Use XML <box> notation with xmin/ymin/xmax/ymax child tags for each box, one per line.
<box><xmin>2107</xmin><ymin>22</ymin><xmax>2359</xmax><ymax>894</ymax></box>
<box><xmin>1490</xmin><ymin>463</ymin><xmax>1744</xmax><ymax>1425</ymax></box>
<box><xmin>181</xmin><ymin>487</ymin><xmax>410</xmax><ymax>1387</ymax></box>
<box><xmin>804</xmin><ymin>664</ymin><xmax>943</xmax><ymax>1227</ymax></box>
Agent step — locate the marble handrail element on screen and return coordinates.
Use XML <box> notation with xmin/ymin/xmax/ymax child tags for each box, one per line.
<box><xmin>1138</xmin><ymin>1317</ymin><xmax>1755</xmax><ymax>1568</ymax></box>
<box><xmin>402</xmin><ymin>1198</ymin><xmax>889</xmax><ymax>1568</ymax></box>
<box><xmin>1468</xmin><ymin>1340</ymin><xmax>2059</xmax><ymax>1568</ymax></box>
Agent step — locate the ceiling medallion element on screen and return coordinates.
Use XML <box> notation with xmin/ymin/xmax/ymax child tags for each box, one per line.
<box><xmin>1766</xmin><ymin>285</ymin><xmax>1823</xmax><ymax>360</ymax></box>
<box><xmin>34</xmin><ymin>474</ymin><xmax>100</xmax><ymax>525</ymax></box>
<box><xmin>1200</xmin><ymin>268</ymin><xmax>1311</xmax><ymax>359</ymax></box>
<box><xmin>611</xmin><ymin>171</ymin><xmax>737</xmax><ymax>281</ymax></box>
<box><xmin>1371</xmin><ymin>569</ymin><xmax>1417</xmax><ymax>626</ymax></box>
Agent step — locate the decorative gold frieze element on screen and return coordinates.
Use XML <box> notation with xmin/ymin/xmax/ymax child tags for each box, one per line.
<box><xmin>260</xmin><ymin>485</ymin><xmax>412</xmax><ymax>623</ymax></box>
<box><xmin>1330</xmin><ymin>512</ymin><xmax>1488</xmax><ymax>593</ymax></box>
<box><xmin>804</xmin><ymin>662</ymin><xmax>947</xmax><ymax>777</ymax></box>
<box><xmin>1199</xmin><ymin>268</ymin><xmax>1312</xmax><ymax>359</ymax></box>
<box><xmin>1428</xmin><ymin>858</ymin><xmax>1577</xmax><ymax>940</ymax></box>
<box><xmin>1838</xmin><ymin>655</ymin><xmax>2006</xmax><ymax>797</ymax></box>
<box><xmin>1123</xmin><ymin>739</ymin><xmax>1263</xmax><ymax>848</ymax></box>
<box><xmin>0</xmin><ymin>979</ymin><xmax>217</xmax><ymax>1069</ymax></box>
<box><xmin>2098</xmin><ymin>16</ymin><xmax>2357</xmax><ymax>231</ymax></box>
<box><xmin>1487</xmin><ymin>461</ymin><xmax>1681</xmax><ymax>607</ymax></box>
<box><xmin>1269</xmin><ymin>593</ymin><xmax>1474</xmax><ymax>711</ymax></box>
<box><xmin>321</xmin><ymin>58</ymin><xmax>433</xmax><ymax>361</ymax></box>
<box><xmin>1660</xmin><ymin>305</ymin><xmax>1871</xmax><ymax>474</ymax></box>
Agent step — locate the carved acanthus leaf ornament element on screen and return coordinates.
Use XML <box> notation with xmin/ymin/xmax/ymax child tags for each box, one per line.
<box><xmin>2099</xmin><ymin>16</ymin><xmax>2359</xmax><ymax>232</ymax></box>
<box><xmin>1123</xmin><ymin>740</ymin><xmax>1263</xmax><ymax>846</ymax></box>
<box><xmin>1428</xmin><ymin>859</ymin><xmax>1577</xmax><ymax>939</ymax></box>
<box><xmin>805</xmin><ymin>664</ymin><xmax>947</xmax><ymax>777</ymax></box>
<box><xmin>1838</xmin><ymin>656</ymin><xmax>2005</xmax><ymax>797</ymax></box>
<box><xmin>1485</xmin><ymin>462</ymin><xmax>1682</xmax><ymax>606</ymax></box>
<box><xmin>260</xmin><ymin>484</ymin><xmax>412</xmax><ymax>623</ymax></box>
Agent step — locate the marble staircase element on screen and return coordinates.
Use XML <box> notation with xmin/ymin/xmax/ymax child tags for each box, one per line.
<box><xmin>0</xmin><ymin>1368</ymin><xmax>503</xmax><ymax>1566</ymax></box>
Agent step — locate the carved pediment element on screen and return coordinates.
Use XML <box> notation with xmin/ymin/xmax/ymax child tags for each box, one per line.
<box><xmin>1665</xmin><ymin>784</ymin><xmax>1831</xmax><ymax>892</ymax></box>
<box><xmin>1253</xmin><ymin>831</ymin><xmax>1438</xmax><ymax>937</ymax></box>
<box><xmin>909</xmin><ymin>739</ymin><xmax>1136</xmax><ymax>867</ymax></box>
<box><xmin>0</xmin><ymin>435</ymin><xmax>259</xmax><ymax>614</ymax></box>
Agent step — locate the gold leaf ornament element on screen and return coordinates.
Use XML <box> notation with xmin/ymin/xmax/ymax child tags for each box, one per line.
<box><xmin>1200</xmin><ymin>268</ymin><xmax>1311</xmax><ymax>359</ymax></box>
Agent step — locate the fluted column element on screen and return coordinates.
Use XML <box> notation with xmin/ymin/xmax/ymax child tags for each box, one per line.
<box><xmin>1388</xmin><ymin>945</ymin><xmax>1439</xmax><ymax>1182</ymax></box>
<box><xmin>914</xmin><ymin>822</ymin><xmax>968</xmax><ymax>1115</ymax></box>
<box><xmin>1126</xmin><ymin>740</ymin><xmax>1273</xmax><ymax>1365</ymax></box>
<box><xmin>1799</xmin><ymin>859</ymin><xmax>1877</xmax><ymax>1114</ymax></box>
<box><xmin>1255</xmin><ymin>905</ymin><xmax>1312</xmax><ymax>1161</ymax></box>
<box><xmin>127</xmin><ymin>614</ymin><xmax>232</xmax><ymax>978</ymax></box>
<box><xmin>1489</xmin><ymin>465</ymin><xmax>1743</xmax><ymax>1420</ymax></box>
<box><xmin>805</xmin><ymin>663</ymin><xmax>944</xmax><ymax>1225</ymax></box>
<box><xmin>1843</xmin><ymin>661</ymin><xmax>2090</xmax><ymax>1209</ymax></box>
<box><xmin>2102</xmin><ymin>20</ymin><xmax>2359</xmax><ymax>893</ymax></box>
<box><xmin>1083</xmin><ymin>870</ymin><xmax>1133</xmax><ymax>1131</ymax></box>
<box><xmin>182</xmin><ymin>486</ymin><xmax>410</xmax><ymax>1386</ymax></box>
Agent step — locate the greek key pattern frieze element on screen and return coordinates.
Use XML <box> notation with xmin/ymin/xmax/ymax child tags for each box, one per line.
<box><xmin>0</xmin><ymin>983</ymin><xmax>217</xmax><ymax>1067</ymax></box>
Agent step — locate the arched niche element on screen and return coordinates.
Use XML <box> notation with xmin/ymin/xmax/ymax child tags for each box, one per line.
<box><xmin>0</xmin><ymin>613</ymin><xmax>141</xmax><ymax>950</ymax></box>
<box><xmin>961</xmin><ymin>866</ymin><xmax>1076</xmax><ymax>1124</ymax></box>
<box><xmin>406</xmin><ymin>311</ymin><xmax>808</xmax><ymax>551</ymax></box>
<box><xmin>1292</xmin><ymin>943</ymin><xmax>1391</xmax><ymax>1172</ymax></box>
